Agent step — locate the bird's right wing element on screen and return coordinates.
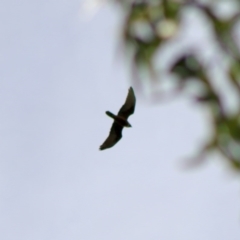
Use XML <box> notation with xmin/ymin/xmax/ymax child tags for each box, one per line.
<box><xmin>118</xmin><ymin>87</ymin><xmax>136</xmax><ymax>119</ymax></box>
<box><xmin>99</xmin><ymin>122</ymin><xmax>123</xmax><ymax>150</ymax></box>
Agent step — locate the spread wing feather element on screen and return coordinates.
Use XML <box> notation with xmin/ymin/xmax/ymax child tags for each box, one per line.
<box><xmin>99</xmin><ymin>122</ymin><xmax>123</xmax><ymax>150</ymax></box>
<box><xmin>118</xmin><ymin>87</ymin><xmax>136</xmax><ymax>119</ymax></box>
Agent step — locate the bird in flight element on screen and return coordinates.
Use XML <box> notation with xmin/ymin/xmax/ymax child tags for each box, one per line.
<box><xmin>99</xmin><ymin>87</ymin><xmax>136</xmax><ymax>150</ymax></box>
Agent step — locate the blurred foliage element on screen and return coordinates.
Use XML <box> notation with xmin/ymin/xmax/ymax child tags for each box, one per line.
<box><xmin>112</xmin><ymin>0</ymin><xmax>240</xmax><ymax>172</ymax></box>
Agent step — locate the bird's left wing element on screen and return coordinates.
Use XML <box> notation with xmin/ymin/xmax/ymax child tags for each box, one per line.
<box><xmin>118</xmin><ymin>87</ymin><xmax>136</xmax><ymax>119</ymax></box>
<box><xmin>99</xmin><ymin>122</ymin><xmax>123</xmax><ymax>150</ymax></box>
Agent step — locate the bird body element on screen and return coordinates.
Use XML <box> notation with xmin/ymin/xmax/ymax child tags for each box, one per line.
<box><xmin>105</xmin><ymin>111</ymin><xmax>132</xmax><ymax>127</ymax></box>
<box><xmin>99</xmin><ymin>87</ymin><xmax>136</xmax><ymax>150</ymax></box>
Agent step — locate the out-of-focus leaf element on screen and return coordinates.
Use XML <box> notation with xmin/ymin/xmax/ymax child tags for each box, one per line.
<box><xmin>170</xmin><ymin>54</ymin><xmax>202</xmax><ymax>79</ymax></box>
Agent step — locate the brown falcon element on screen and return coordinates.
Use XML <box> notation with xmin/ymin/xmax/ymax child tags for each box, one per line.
<box><xmin>99</xmin><ymin>87</ymin><xmax>136</xmax><ymax>150</ymax></box>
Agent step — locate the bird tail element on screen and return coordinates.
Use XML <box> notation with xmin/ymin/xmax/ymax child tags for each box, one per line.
<box><xmin>106</xmin><ymin>111</ymin><xmax>116</xmax><ymax>119</ymax></box>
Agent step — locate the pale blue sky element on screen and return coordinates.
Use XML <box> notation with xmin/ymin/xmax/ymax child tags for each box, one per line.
<box><xmin>0</xmin><ymin>1</ymin><xmax>239</xmax><ymax>240</ymax></box>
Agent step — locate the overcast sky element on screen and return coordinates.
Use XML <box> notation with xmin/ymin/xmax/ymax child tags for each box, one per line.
<box><xmin>0</xmin><ymin>1</ymin><xmax>239</xmax><ymax>240</ymax></box>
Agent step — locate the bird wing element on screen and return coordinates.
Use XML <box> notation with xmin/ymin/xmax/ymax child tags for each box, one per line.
<box><xmin>99</xmin><ymin>122</ymin><xmax>123</xmax><ymax>150</ymax></box>
<box><xmin>118</xmin><ymin>87</ymin><xmax>136</xmax><ymax>119</ymax></box>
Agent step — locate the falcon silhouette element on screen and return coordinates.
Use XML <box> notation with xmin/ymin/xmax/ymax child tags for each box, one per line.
<box><xmin>99</xmin><ymin>87</ymin><xmax>136</xmax><ymax>150</ymax></box>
